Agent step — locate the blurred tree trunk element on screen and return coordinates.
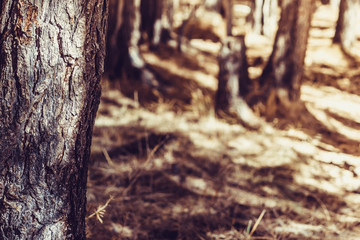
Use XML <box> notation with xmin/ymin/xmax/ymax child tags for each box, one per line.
<box><xmin>260</xmin><ymin>0</ymin><xmax>314</xmax><ymax>119</ymax></box>
<box><xmin>333</xmin><ymin>0</ymin><xmax>360</xmax><ymax>56</ymax></box>
<box><xmin>225</xmin><ymin>0</ymin><xmax>233</xmax><ymax>36</ymax></box>
<box><xmin>0</xmin><ymin>0</ymin><xmax>108</xmax><ymax>239</ymax></box>
<box><xmin>253</xmin><ymin>0</ymin><xmax>264</xmax><ymax>34</ymax></box>
<box><xmin>216</xmin><ymin>37</ymin><xmax>260</xmax><ymax>129</ymax></box>
<box><xmin>253</xmin><ymin>0</ymin><xmax>278</xmax><ymax>39</ymax></box>
<box><xmin>176</xmin><ymin>3</ymin><xmax>201</xmax><ymax>52</ymax></box>
<box><xmin>140</xmin><ymin>0</ymin><xmax>173</xmax><ymax>48</ymax></box>
<box><xmin>106</xmin><ymin>0</ymin><xmax>158</xmax><ymax>87</ymax></box>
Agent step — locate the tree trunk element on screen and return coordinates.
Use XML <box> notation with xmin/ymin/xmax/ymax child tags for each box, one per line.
<box><xmin>0</xmin><ymin>0</ymin><xmax>108</xmax><ymax>239</ymax></box>
<box><xmin>259</xmin><ymin>0</ymin><xmax>314</xmax><ymax>118</ymax></box>
<box><xmin>253</xmin><ymin>0</ymin><xmax>264</xmax><ymax>34</ymax></box>
<box><xmin>216</xmin><ymin>36</ymin><xmax>260</xmax><ymax>129</ymax></box>
<box><xmin>333</xmin><ymin>0</ymin><xmax>360</xmax><ymax>55</ymax></box>
<box><xmin>140</xmin><ymin>0</ymin><xmax>160</xmax><ymax>43</ymax></box>
<box><xmin>226</xmin><ymin>0</ymin><xmax>233</xmax><ymax>36</ymax></box>
<box><xmin>141</xmin><ymin>0</ymin><xmax>172</xmax><ymax>47</ymax></box>
<box><xmin>106</xmin><ymin>0</ymin><xmax>158</xmax><ymax>87</ymax></box>
<box><xmin>106</xmin><ymin>0</ymin><xmax>124</xmax><ymax>77</ymax></box>
<box><xmin>260</xmin><ymin>0</ymin><xmax>313</xmax><ymax>99</ymax></box>
<box><xmin>253</xmin><ymin>0</ymin><xmax>278</xmax><ymax>39</ymax></box>
<box><xmin>262</xmin><ymin>0</ymin><xmax>278</xmax><ymax>39</ymax></box>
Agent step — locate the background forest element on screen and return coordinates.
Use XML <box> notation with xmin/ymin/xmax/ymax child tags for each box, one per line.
<box><xmin>86</xmin><ymin>0</ymin><xmax>360</xmax><ymax>239</ymax></box>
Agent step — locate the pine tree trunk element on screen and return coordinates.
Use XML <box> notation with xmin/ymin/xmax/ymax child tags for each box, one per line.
<box><xmin>106</xmin><ymin>0</ymin><xmax>158</xmax><ymax>87</ymax></box>
<box><xmin>253</xmin><ymin>0</ymin><xmax>278</xmax><ymax>38</ymax></box>
<box><xmin>141</xmin><ymin>0</ymin><xmax>172</xmax><ymax>47</ymax></box>
<box><xmin>140</xmin><ymin>0</ymin><xmax>159</xmax><ymax>43</ymax></box>
<box><xmin>333</xmin><ymin>0</ymin><xmax>360</xmax><ymax>54</ymax></box>
<box><xmin>262</xmin><ymin>0</ymin><xmax>278</xmax><ymax>39</ymax></box>
<box><xmin>260</xmin><ymin>0</ymin><xmax>314</xmax><ymax>103</ymax></box>
<box><xmin>106</xmin><ymin>0</ymin><xmax>124</xmax><ymax>77</ymax></box>
<box><xmin>0</xmin><ymin>0</ymin><xmax>108</xmax><ymax>239</ymax></box>
<box><xmin>216</xmin><ymin>36</ymin><xmax>260</xmax><ymax>129</ymax></box>
<box><xmin>253</xmin><ymin>0</ymin><xmax>265</xmax><ymax>34</ymax></box>
<box><xmin>226</xmin><ymin>0</ymin><xmax>233</xmax><ymax>36</ymax></box>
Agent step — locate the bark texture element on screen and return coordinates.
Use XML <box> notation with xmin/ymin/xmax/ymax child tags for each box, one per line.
<box><xmin>0</xmin><ymin>0</ymin><xmax>108</xmax><ymax>239</ymax></box>
<box><xmin>260</xmin><ymin>0</ymin><xmax>314</xmax><ymax>102</ymax></box>
<box><xmin>216</xmin><ymin>36</ymin><xmax>260</xmax><ymax>128</ymax></box>
<box><xmin>333</xmin><ymin>0</ymin><xmax>360</xmax><ymax>54</ymax></box>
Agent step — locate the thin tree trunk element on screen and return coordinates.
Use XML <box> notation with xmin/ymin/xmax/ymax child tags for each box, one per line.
<box><xmin>107</xmin><ymin>0</ymin><xmax>158</xmax><ymax>87</ymax></box>
<box><xmin>253</xmin><ymin>0</ymin><xmax>278</xmax><ymax>38</ymax></box>
<box><xmin>253</xmin><ymin>0</ymin><xmax>265</xmax><ymax>35</ymax></box>
<box><xmin>140</xmin><ymin>0</ymin><xmax>159</xmax><ymax>43</ymax></box>
<box><xmin>106</xmin><ymin>0</ymin><xmax>124</xmax><ymax>77</ymax></box>
<box><xmin>226</xmin><ymin>0</ymin><xmax>233</xmax><ymax>36</ymax></box>
<box><xmin>158</xmin><ymin>0</ymin><xmax>175</xmax><ymax>44</ymax></box>
<box><xmin>0</xmin><ymin>0</ymin><xmax>108</xmax><ymax>239</ymax></box>
<box><xmin>333</xmin><ymin>0</ymin><xmax>360</xmax><ymax>55</ymax></box>
<box><xmin>141</xmin><ymin>0</ymin><xmax>172</xmax><ymax>48</ymax></box>
<box><xmin>262</xmin><ymin>0</ymin><xmax>278</xmax><ymax>39</ymax></box>
<box><xmin>176</xmin><ymin>3</ymin><xmax>199</xmax><ymax>52</ymax></box>
<box><xmin>216</xmin><ymin>36</ymin><xmax>260</xmax><ymax>129</ymax></box>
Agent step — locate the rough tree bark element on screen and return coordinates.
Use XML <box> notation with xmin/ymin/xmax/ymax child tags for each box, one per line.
<box><xmin>259</xmin><ymin>0</ymin><xmax>314</xmax><ymax>119</ymax></box>
<box><xmin>0</xmin><ymin>0</ymin><xmax>108</xmax><ymax>239</ymax></box>
<box><xmin>253</xmin><ymin>0</ymin><xmax>278</xmax><ymax>39</ymax></box>
<box><xmin>333</xmin><ymin>0</ymin><xmax>360</xmax><ymax>56</ymax></box>
<box><xmin>106</xmin><ymin>0</ymin><xmax>158</xmax><ymax>87</ymax></box>
<box><xmin>216</xmin><ymin>36</ymin><xmax>260</xmax><ymax>129</ymax></box>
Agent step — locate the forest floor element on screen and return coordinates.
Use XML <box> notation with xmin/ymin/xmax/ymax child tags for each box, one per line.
<box><xmin>86</xmin><ymin>4</ymin><xmax>360</xmax><ymax>240</ymax></box>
